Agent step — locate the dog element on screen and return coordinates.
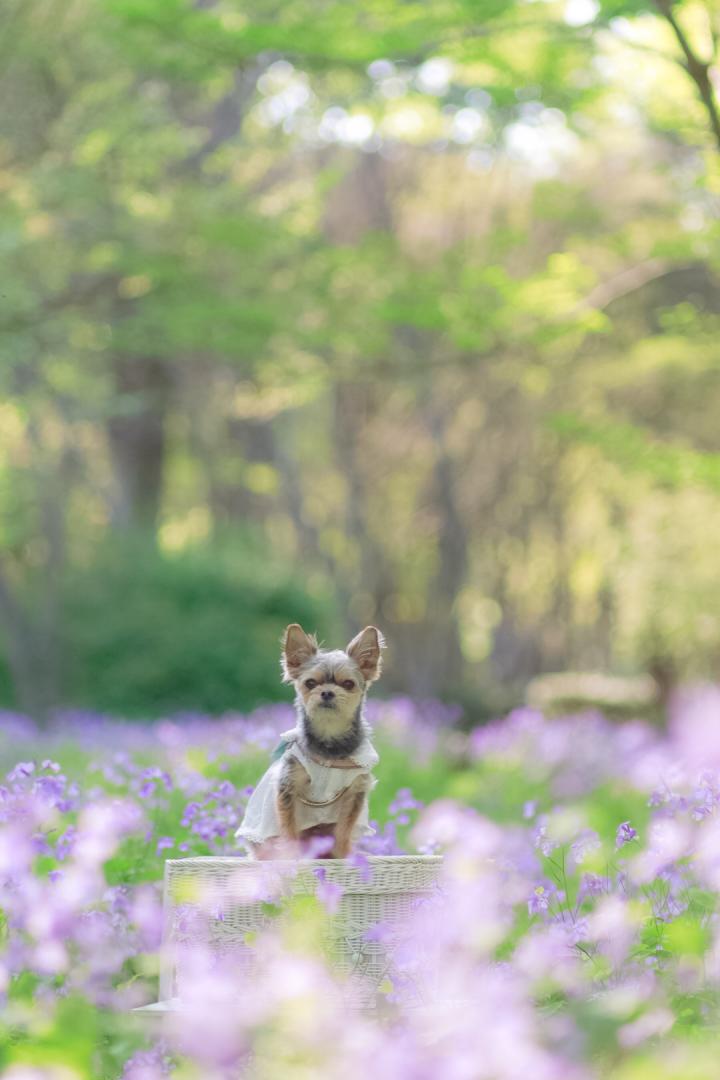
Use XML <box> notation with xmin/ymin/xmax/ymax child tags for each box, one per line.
<box><xmin>235</xmin><ymin>623</ymin><xmax>385</xmax><ymax>859</ymax></box>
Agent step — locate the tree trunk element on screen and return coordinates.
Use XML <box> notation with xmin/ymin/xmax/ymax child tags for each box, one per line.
<box><xmin>107</xmin><ymin>357</ymin><xmax>171</xmax><ymax>530</ymax></box>
<box><xmin>0</xmin><ymin>569</ymin><xmax>58</xmax><ymax>722</ymax></box>
<box><xmin>106</xmin><ymin>46</ymin><xmax>267</xmax><ymax>532</ymax></box>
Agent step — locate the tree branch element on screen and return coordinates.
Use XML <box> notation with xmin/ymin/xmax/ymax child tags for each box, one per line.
<box><xmin>653</xmin><ymin>0</ymin><xmax>720</xmax><ymax>156</ymax></box>
<box><xmin>170</xmin><ymin>60</ymin><xmax>267</xmax><ymax>176</ymax></box>
<box><xmin>576</xmin><ymin>258</ymin><xmax>674</xmax><ymax>312</ymax></box>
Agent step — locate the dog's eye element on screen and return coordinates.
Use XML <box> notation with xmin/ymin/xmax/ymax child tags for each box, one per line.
<box><xmin>305</xmin><ymin>679</ymin><xmax>317</xmax><ymax>690</ymax></box>
<box><xmin>342</xmin><ymin>680</ymin><xmax>355</xmax><ymax>691</ymax></box>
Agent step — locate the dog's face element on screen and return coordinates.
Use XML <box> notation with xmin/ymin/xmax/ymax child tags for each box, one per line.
<box><xmin>281</xmin><ymin>624</ymin><xmax>385</xmax><ymax>735</ymax></box>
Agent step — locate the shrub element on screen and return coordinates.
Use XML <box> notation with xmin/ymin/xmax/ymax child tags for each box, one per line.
<box><xmin>53</xmin><ymin>538</ymin><xmax>331</xmax><ymax>716</ymax></box>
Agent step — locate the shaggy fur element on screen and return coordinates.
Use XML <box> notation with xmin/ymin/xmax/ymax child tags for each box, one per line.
<box><xmin>255</xmin><ymin>623</ymin><xmax>385</xmax><ymax>859</ymax></box>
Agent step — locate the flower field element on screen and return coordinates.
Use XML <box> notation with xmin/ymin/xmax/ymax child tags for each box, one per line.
<box><xmin>3</xmin><ymin>692</ymin><xmax>720</xmax><ymax>1079</ymax></box>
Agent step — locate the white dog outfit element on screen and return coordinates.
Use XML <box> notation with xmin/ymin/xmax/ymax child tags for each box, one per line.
<box><xmin>235</xmin><ymin>728</ymin><xmax>379</xmax><ymax>847</ymax></box>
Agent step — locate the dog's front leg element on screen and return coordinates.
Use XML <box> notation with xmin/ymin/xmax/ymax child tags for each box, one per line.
<box><xmin>276</xmin><ymin>756</ymin><xmax>309</xmax><ymax>843</ymax></box>
<box><xmin>332</xmin><ymin>774</ymin><xmax>371</xmax><ymax>859</ymax></box>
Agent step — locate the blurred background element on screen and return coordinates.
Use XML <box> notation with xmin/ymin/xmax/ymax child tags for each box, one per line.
<box><xmin>1</xmin><ymin>0</ymin><xmax>719</xmax><ymax>722</ymax></box>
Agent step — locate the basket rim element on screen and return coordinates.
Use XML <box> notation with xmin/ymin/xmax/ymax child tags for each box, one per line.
<box><xmin>165</xmin><ymin>854</ymin><xmax>443</xmax><ymax>868</ymax></box>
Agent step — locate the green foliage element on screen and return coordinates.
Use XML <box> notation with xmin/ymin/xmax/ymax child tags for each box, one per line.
<box><xmin>56</xmin><ymin>538</ymin><xmax>331</xmax><ymax>716</ymax></box>
<box><xmin>2</xmin><ymin>0</ymin><xmax>720</xmax><ymax>715</ymax></box>
<box><xmin>104</xmin><ymin>0</ymin><xmax>518</xmax><ymax>70</ymax></box>
<box><xmin>550</xmin><ymin>415</ymin><xmax>720</xmax><ymax>496</ymax></box>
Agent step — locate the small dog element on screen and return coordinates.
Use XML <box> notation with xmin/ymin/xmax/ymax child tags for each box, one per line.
<box><xmin>235</xmin><ymin>623</ymin><xmax>385</xmax><ymax>859</ymax></box>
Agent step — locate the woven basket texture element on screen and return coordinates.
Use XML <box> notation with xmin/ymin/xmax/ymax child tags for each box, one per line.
<box><xmin>161</xmin><ymin>855</ymin><xmax>443</xmax><ymax>1007</ymax></box>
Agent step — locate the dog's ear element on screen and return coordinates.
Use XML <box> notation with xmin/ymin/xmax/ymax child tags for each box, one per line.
<box><xmin>346</xmin><ymin>626</ymin><xmax>386</xmax><ymax>684</ymax></box>
<box><xmin>281</xmin><ymin>623</ymin><xmax>319</xmax><ymax>682</ymax></box>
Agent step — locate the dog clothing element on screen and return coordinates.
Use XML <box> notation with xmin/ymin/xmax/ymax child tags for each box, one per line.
<box><xmin>235</xmin><ymin>728</ymin><xmax>379</xmax><ymax>847</ymax></box>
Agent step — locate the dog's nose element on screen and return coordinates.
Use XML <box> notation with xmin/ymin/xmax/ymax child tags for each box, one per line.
<box><xmin>321</xmin><ymin>689</ymin><xmax>335</xmax><ymax>701</ymax></box>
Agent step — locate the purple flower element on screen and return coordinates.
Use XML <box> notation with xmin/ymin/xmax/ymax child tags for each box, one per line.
<box><xmin>303</xmin><ymin>834</ymin><xmax>334</xmax><ymax>858</ymax></box>
<box><xmin>7</xmin><ymin>762</ymin><xmax>35</xmax><ymax>781</ymax></box>
<box><xmin>348</xmin><ymin>852</ymin><xmax>372</xmax><ymax>883</ymax></box>
<box><xmin>181</xmin><ymin>802</ymin><xmax>201</xmax><ymax>825</ymax></box>
<box><xmin>534</xmin><ymin>821</ymin><xmax>558</xmax><ymax>856</ymax></box>
<box><xmin>56</xmin><ymin>826</ymin><xmax>77</xmax><ymax>861</ymax></box>
<box><xmin>313</xmin><ymin>868</ymin><xmax>344</xmax><ymax>914</ymax></box>
<box><xmin>364</xmin><ymin>919</ymin><xmax>394</xmax><ymax>943</ymax></box>
<box><xmin>8</xmin><ymin>692</ymin><xmax>720</xmax><ymax>1072</ymax></box>
<box><xmin>616</xmin><ymin>821</ymin><xmax>638</xmax><ymax>848</ymax></box>
<box><xmin>578</xmin><ymin>873</ymin><xmax>606</xmax><ymax>900</ymax></box>
<box><xmin>211</xmin><ymin>781</ymin><xmax>235</xmax><ymax>799</ymax></box>
<box><xmin>528</xmin><ymin>883</ymin><xmax>554</xmax><ymax>916</ymax></box>
<box><xmin>388</xmin><ymin>788</ymin><xmax>424</xmax><ymax>816</ymax></box>
<box><xmin>570</xmin><ymin>828</ymin><xmax>601</xmax><ymax>866</ymax></box>
<box><xmin>357</xmin><ymin>820</ymin><xmax>403</xmax><ymax>856</ymax></box>
<box><xmin>31</xmin><ymin>833</ymin><xmax>53</xmax><ymax>856</ymax></box>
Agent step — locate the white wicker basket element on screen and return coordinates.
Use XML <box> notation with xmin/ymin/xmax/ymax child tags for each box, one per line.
<box><xmin>153</xmin><ymin>855</ymin><xmax>443</xmax><ymax>1009</ymax></box>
